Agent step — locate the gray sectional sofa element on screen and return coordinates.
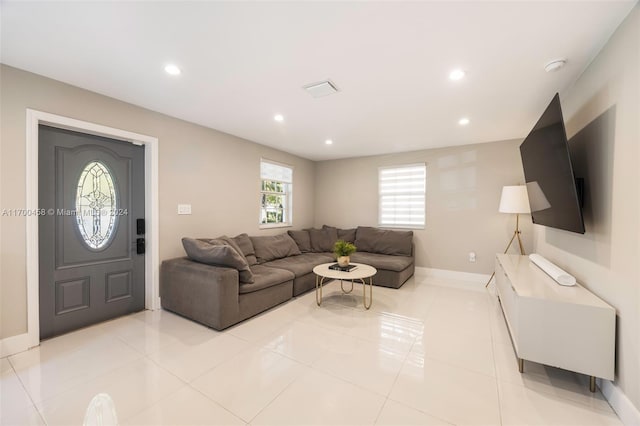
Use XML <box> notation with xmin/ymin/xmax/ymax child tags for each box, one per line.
<box><xmin>160</xmin><ymin>226</ymin><xmax>414</xmax><ymax>330</ymax></box>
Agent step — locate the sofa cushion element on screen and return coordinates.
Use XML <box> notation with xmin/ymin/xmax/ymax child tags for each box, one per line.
<box><xmin>262</xmin><ymin>252</ymin><xmax>335</xmax><ymax>277</ymax></box>
<box><xmin>233</xmin><ymin>233</ymin><xmax>258</xmax><ymax>265</ymax></box>
<box><xmin>287</xmin><ymin>230</ymin><xmax>312</xmax><ymax>253</ymax></box>
<box><xmin>338</xmin><ymin>228</ymin><xmax>356</xmax><ymax>243</ymax></box>
<box><xmin>350</xmin><ymin>252</ymin><xmax>413</xmax><ymax>272</ymax></box>
<box><xmin>323</xmin><ymin>225</ymin><xmax>356</xmax><ymax>243</ymax></box>
<box><xmin>199</xmin><ymin>235</ymin><xmax>246</xmax><ymax>262</ymax></box>
<box><xmin>250</xmin><ymin>234</ymin><xmax>302</xmax><ymax>263</ymax></box>
<box><xmin>182</xmin><ymin>238</ymin><xmax>254</xmax><ymax>283</ymax></box>
<box><xmin>308</xmin><ymin>227</ymin><xmax>338</xmax><ymax>252</ymax></box>
<box><xmin>355</xmin><ymin>227</ymin><xmax>413</xmax><ymax>256</ymax></box>
<box><xmin>239</xmin><ymin>265</ymin><xmax>295</xmax><ymax>294</ymax></box>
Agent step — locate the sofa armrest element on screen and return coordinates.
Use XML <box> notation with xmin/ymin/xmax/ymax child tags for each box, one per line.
<box><xmin>160</xmin><ymin>257</ymin><xmax>240</xmax><ymax>330</ymax></box>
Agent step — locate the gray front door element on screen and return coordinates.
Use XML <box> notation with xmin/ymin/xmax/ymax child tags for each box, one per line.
<box><xmin>39</xmin><ymin>125</ymin><xmax>145</xmax><ymax>339</ymax></box>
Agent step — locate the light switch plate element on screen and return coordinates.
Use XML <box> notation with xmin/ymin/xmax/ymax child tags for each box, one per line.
<box><xmin>177</xmin><ymin>204</ymin><xmax>192</xmax><ymax>215</ymax></box>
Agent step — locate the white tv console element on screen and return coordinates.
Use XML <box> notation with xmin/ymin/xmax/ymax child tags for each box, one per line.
<box><xmin>494</xmin><ymin>254</ymin><xmax>615</xmax><ymax>392</ymax></box>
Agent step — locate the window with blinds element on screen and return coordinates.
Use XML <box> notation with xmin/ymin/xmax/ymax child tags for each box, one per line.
<box><xmin>260</xmin><ymin>159</ymin><xmax>293</xmax><ymax>227</ymax></box>
<box><xmin>378</xmin><ymin>163</ymin><xmax>426</xmax><ymax>228</ymax></box>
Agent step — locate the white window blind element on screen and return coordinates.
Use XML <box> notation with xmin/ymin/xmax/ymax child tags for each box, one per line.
<box><xmin>260</xmin><ymin>159</ymin><xmax>293</xmax><ymax>227</ymax></box>
<box><xmin>378</xmin><ymin>163</ymin><xmax>426</xmax><ymax>228</ymax></box>
<box><xmin>260</xmin><ymin>160</ymin><xmax>293</xmax><ymax>183</ymax></box>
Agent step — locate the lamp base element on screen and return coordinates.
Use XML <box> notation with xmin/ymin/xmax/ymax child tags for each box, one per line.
<box><xmin>485</xmin><ymin>216</ymin><xmax>526</xmax><ymax>288</ymax></box>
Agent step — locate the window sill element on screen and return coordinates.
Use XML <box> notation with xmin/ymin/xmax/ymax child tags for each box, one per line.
<box><xmin>378</xmin><ymin>224</ymin><xmax>425</xmax><ymax>230</ymax></box>
<box><xmin>259</xmin><ymin>223</ymin><xmax>292</xmax><ymax>230</ymax></box>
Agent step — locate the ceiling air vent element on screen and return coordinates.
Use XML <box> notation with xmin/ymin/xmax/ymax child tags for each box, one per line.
<box><xmin>303</xmin><ymin>80</ymin><xmax>339</xmax><ymax>98</ymax></box>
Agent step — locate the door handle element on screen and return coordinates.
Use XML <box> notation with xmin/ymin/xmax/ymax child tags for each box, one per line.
<box><xmin>136</xmin><ymin>238</ymin><xmax>145</xmax><ymax>254</ymax></box>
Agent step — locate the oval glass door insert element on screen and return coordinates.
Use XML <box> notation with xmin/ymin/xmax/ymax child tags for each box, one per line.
<box><xmin>75</xmin><ymin>161</ymin><xmax>117</xmax><ymax>249</ymax></box>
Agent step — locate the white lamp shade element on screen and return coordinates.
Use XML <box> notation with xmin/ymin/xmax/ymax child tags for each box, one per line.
<box><xmin>499</xmin><ymin>185</ymin><xmax>531</xmax><ymax>214</ymax></box>
<box><xmin>526</xmin><ymin>181</ymin><xmax>552</xmax><ymax>212</ymax></box>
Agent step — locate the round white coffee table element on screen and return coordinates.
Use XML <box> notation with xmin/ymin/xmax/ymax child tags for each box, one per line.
<box><xmin>312</xmin><ymin>263</ymin><xmax>377</xmax><ymax>309</ymax></box>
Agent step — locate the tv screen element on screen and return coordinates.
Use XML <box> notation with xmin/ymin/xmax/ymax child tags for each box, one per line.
<box><xmin>519</xmin><ymin>93</ymin><xmax>585</xmax><ymax>234</ymax></box>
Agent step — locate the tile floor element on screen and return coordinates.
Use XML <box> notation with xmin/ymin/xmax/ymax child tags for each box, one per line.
<box><xmin>0</xmin><ymin>273</ymin><xmax>622</xmax><ymax>425</ymax></box>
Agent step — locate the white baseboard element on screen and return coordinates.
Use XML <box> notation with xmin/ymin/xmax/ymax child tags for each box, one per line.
<box><xmin>600</xmin><ymin>379</ymin><xmax>640</xmax><ymax>426</ymax></box>
<box><xmin>0</xmin><ymin>332</ymin><xmax>31</xmax><ymax>358</ymax></box>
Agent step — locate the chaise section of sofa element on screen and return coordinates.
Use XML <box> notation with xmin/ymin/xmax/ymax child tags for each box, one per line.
<box><xmin>349</xmin><ymin>226</ymin><xmax>415</xmax><ymax>289</ymax></box>
<box><xmin>349</xmin><ymin>251</ymin><xmax>414</xmax><ymax>288</ymax></box>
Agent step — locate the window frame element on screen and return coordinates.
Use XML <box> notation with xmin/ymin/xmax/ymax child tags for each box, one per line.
<box><xmin>378</xmin><ymin>163</ymin><xmax>426</xmax><ymax>229</ymax></box>
<box><xmin>259</xmin><ymin>159</ymin><xmax>293</xmax><ymax>229</ymax></box>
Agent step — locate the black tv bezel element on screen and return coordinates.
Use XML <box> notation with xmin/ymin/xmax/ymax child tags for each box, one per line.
<box><xmin>519</xmin><ymin>93</ymin><xmax>585</xmax><ymax>234</ymax></box>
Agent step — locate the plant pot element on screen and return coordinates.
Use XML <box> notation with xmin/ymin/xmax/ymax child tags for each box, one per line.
<box><xmin>337</xmin><ymin>256</ymin><xmax>350</xmax><ymax>267</ymax></box>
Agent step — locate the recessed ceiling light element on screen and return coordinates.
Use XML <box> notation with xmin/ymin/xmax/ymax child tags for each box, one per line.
<box><xmin>458</xmin><ymin>117</ymin><xmax>470</xmax><ymax>126</ymax></box>
<box><xmin>544</xmin><ymin>58</ymin><xmax>567</xmax><ymax>72</ymax></box>
<box><xmin>164</xmin><ymin>64</ymin><xmax>181</xmax><ymax>76</ymax></box>
<box><xmin>325</xmin><ymin>139</ymin><xmax>333</xmax><ymax>145</ymax></box>
<box><xmin>449</xmin><ymin>69</ymin><xmax>466</xmax><ymax>81</ymax></box>
<box><xmin>274</xmin><ymin>114</ymin><xmax>284</xmax><ymax>122</ymax></box>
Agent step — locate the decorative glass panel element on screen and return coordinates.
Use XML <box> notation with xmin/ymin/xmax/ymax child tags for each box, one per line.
<box><xmin>75</xmin><ymin>161</ymin><xmax>117</xmax><ymax>249</ymax></box>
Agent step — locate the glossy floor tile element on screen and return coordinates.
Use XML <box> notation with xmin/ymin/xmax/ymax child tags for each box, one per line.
<box><xmin>375</xmin><ymin>399</ymin><xmax>452</xmax><ymax>425</ymax></box>
<box><xmin>412</xmin><ymin>323</ymin><xmax>496</xmax><ymax>378</ymax></box>
<box><xmin>147</xmin><ymin>331</ymin><xmax>250</xmax><ymax>382</ymax></box>
<box><xmin>36</xmin><ymin>358</ymin><xmax>184</xmax><ymax>425</ymax></box>
<box><xmin>313</xmin><ymin>336</ymin><xmax>406</xmax><ymax>396</ymax></box>
<box><xmin>9</xmin><ymin>334</ymin><xmax>142</xmax><ymax>404</ymax></box>
<box><xmin>122</xmin><ymin>385</ymin><xmax>244</xmax><ymax>426</ymax></box>
<box><xmin>250</xmin><ymin>369</ymin><xmax>386</xmax><ymax>425</ymax></box>
<box><xmin>389</xmin><ymin>352</ymin><xmax>502</xmax><ymax>425</ymax></box>
<box><xmin>191</xmin><ymin>347</ymin><xmax>306</xmax><ymax>422</ymax></box>
<box><xmin>498</xmin><ymin>381</ymin><xmax>622</xmax><ymax>425</ymax></box>
<box><xmin>0</xmin><ymin>358</ymin><xmax>43</xmax><ymax>426</ymax></box>
<box><xmin>0</xmin><ymin>276</ymin><xmax>622</xmax><ymax>425</ymax></box>
<box><xmin>260</xmin><ymin>320</ymin><xmax>360</xmax><ymax>366</ymax></box>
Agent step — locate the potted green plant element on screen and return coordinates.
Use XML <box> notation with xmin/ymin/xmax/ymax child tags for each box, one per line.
<box><xmin>333</xmin><ymin>240</ymin><xmax>357</xmax><ymax>267</ymax></box>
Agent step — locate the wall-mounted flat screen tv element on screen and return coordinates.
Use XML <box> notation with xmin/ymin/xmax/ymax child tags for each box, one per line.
<box><xmin>519</xmin><ymin>93</ymin><xmax>585</xmax><ymax>234</ymax></box>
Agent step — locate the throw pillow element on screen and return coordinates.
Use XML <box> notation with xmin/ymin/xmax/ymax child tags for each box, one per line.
<box><xmin>182</xmin><ymin>238</ymin><xmax>254</xmax><ymax>283</ymax></box>
<box><xmin>199</xmin><ymin>235</ymin><xmax>246</xmax><ymax>262</ymax></box>
<box><xmin>308</xmin><ymin>227</ymin><xmax>338</xmax><ymax>252</ymax></box>
<box><xmin>232</xmin><ymin>233</ymin><xmax>258</xmax><ymax>265</ymax></box>
<box><xmin>250</xmin><ymin>234</ymin><xmax>301</xmax><ymax>263</ymax></box>
<box><xmin>287</xmin><ymin>230</ymin><xmax>312</xmax><ymax>253</ymax></box>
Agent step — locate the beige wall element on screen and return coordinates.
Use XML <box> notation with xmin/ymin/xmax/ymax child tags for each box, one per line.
<box><xmin>314</xmin><ymin>140</ymin><xmax>532</xmax><ymax>273</ymax></box>
<box><xmin>0</xmin><ymin>65</ymin><xmax>316</xmax><ymax>339</ymax></box>
<box><xmin>533</xmin><ymin>5</ymin><xmax>639</xmax><ymax>411</ymax></box>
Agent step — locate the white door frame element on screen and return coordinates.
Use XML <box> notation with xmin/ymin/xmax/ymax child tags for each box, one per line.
<box><xmin>25</xmin><ymin>109</ymin><xmax>160</xmax><ymax>349</ymax></box>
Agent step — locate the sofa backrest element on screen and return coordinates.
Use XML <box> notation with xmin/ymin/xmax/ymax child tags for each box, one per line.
<box><xmin>354</xmin><ymin>226</ymin><xmax>413</xmax><ymax>256</ymax></box>
<box><xmin>250</xmin><ymin>234</ymin><xmax>301</xmax><ymax>263</ymax></box>
<box><xmin>308</xmin><ymin>227</ymin><xmax>338</xmax><ymax>252</ymax></box>
<box><xmin>232</xmin><ymin>233</ymin><xmax>258</xmax><ymax>265</ymax></box>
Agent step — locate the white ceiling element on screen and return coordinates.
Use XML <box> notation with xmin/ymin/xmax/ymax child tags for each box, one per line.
<box><xmin>1</xmin><ymin>1</ymin><xmax>636</xmax><ymax>161</ymax></box>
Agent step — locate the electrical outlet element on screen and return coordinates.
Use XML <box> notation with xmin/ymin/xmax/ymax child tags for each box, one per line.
<box><xmin>177</xmin><ymin>204</ymin><xmax>192</xmax><ymax>215</ymax></box>
<box><xmin>469</xmin><ymin>252</ymin><xmax>476</xmax><ymax>262</ymax></box>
